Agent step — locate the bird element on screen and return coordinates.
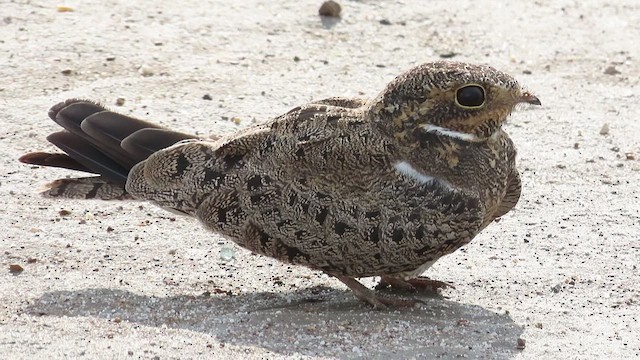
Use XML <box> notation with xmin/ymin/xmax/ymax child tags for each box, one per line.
<box><xmin>19</xmin><ymin>61</ymin><xmax>540</xmax><ymax>309</ymax></box>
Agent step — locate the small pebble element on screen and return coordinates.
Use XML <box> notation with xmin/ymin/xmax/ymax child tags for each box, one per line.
<box><xmin>573</xmin><ymin>142</ymin><xmax>580</xmax><ymax>149</ymax></box>
<box><xmin>27</xmin><ymin>258</ymin><xmax>37</xmax><ymax>264</ymax></box>
<box><xmin>115</xmin><ymin>97</ymin><xmax>125</xmax><ymax>106</ymax></box>
<box><xmin>319</xmin><ymin>0</ymin><xmax>341</xmax><ymax>17</ymax></box>
<box><xmin>202</xmin><ymin>94</ymin><xmax>213</xmax><ymax>100</ymax></box>
<box><xmin>522</xmin><ymin>69</ymin><xmax>532</xmax><ymax>75</ymax></box>
<box><xmin>517</xmin><ymin>338</ymin><xmax>526</xmax><ymax>350</ymax></box>
<box><xmin>61</xmin><ymin>69</ymin><xmax>73</xmax><ymax>75</ymax></box>
<box><xmin>603</xmin><ymin>65</ymin><xmax>621</xmax><ymax>75</ymax></box>
<box><xmin>139</xmin><ymin>66</ymin><xmax>155</xmax><ymax>77</ymax></box>
<box><xmin>9</xmin><ymin>264</ymin><xmax>24</xmax><ymax>274</ymax></box>
<box><xmin>625</xmin><ymin>153</ymin><xmax>635</xmax><ymax>160</ymax></box>
<box><xmin>599</xmin><ymin>123</ymin><xmax>610</xmax><ymax>135</ymax></box>
<box><xmin>220</xmin><ymin>246</ymin><xmax>236</xmax><ymax>261</ymax></box>
<box><xmin>57</xmin><ymin>5</ymin><xmax>74</xmax><ymax>12</ymax></box>
<box><xmin>439</xmin><ymin>52</ymin><xmax>457</xmax><ymax>59</ymax></box>
<box><xmin>58</xmin><ymin>209</ymin><xmax>71</xmax><ymax>216</ymax></box>
<box><xmin>379</xmin><ymin>19</ymin><xmax>392</xmax><ymax>25</ymax></box>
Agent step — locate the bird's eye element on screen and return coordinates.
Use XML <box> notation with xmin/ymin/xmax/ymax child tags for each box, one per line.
<box><xmin>455</xmin><ymin>85</ymin><xmax>486</xmax><ymax>109</ymax></box>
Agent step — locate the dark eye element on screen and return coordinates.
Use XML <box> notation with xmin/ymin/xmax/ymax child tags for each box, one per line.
<box><xmin>455</xmin><ymin>85</ymin><xmax>486</xmax><ymax>108</ymax></box>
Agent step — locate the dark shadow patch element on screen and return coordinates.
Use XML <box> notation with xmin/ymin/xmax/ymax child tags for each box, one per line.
<box><xmin>24</xmin><ymin>287</ymin><xmax>523</xmax><ymax>359</ymax></box>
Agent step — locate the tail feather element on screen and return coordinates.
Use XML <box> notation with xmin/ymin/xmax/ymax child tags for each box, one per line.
<box><xmin>18</xmin><ymin>152</ymin><xmax>93</xmax><ymax>173</ymax></box>
<box><xmin>122</xmin><ymin>128</ymin><xmax>198</xmax><ymax>162</ymax></box>
<box><xmin>80</xmin><ymin>110</ymin><xmax>163</xmax><ymax>168</ymax></box>
<box><xmin>19</xmin><ymin>99</ymin><xmax>199</xmax><ymax>199</ymax></box>
<box><xmin>49</xmin><ymin>100</ymin><xmax>106</xmax><ymax>137</ymax></box>
<box><xmin>46</xmin><ymin>131</ymin><xmax>129</xmax><ymax>183</ymax></box>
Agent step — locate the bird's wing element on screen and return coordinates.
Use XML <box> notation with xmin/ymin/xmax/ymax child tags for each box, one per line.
<box><xmin>492</xmin><ymin>169</ymin><xmax>521</xmax><ymax>219</ymax></box>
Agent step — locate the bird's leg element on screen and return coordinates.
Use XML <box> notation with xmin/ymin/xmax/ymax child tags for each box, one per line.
<box><xmin>331</xmin><ymin>274</ymin><xmax>417</xmax><ymax>310</ymax></box>
<box><xmin>376</xmin><ymin>276</ymin><xmax>454</xmax><ymax>293</ymax></box>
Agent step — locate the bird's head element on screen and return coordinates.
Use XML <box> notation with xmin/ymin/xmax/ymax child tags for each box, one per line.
<box><xmin>369</xmin><ymin>61</ymin><xmax>540</xmax><ymax>142</ymax></box>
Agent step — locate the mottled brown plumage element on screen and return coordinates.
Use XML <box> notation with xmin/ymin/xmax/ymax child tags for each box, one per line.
<box><xmin>19</xmin><ymin>61</ymin><xmax>540</xmax><ymax>308</ymax></box>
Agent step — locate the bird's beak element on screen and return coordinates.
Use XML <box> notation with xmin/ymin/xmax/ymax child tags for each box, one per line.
<box><xmin>519</xmin><ymin>92</ymin><xmax>541</xmax><ymax>106</ymax></box>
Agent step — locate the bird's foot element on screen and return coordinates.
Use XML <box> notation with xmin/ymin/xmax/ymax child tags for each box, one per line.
<box><xmin>332</xmin><ymin>274</ymin><xmax>416</xmax><ymax>310</ymax></box>
<box><xmin>376</xmin><ymin>276</ymin><xmax>454</xmax><ymax>293</ymax></box>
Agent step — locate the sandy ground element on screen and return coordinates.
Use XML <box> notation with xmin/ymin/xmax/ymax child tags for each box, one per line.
<box><xmin>1</xmin><ymin>0</ymin><xmax>639</xmax><ymax>359</ymax></box>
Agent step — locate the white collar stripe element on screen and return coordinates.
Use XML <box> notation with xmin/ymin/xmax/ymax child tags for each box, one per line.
<box><xmin>420</xmin><ymin>124</ymin><xmax>478</xmax><ymax>141</ymax></box>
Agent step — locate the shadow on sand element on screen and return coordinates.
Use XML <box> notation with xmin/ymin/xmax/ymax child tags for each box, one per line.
<box><xmin>25</xmin><ymin>287</ymin><xmax>522</xmax><ymax>359</ymax></box>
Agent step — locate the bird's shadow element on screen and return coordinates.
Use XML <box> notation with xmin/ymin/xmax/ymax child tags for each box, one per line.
<box><xmin>24</xmin><ymin>287</ymin><xmax>522</xmax><ymax>359</ymax></box>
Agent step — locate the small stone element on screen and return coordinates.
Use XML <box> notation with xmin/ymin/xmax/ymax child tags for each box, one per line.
<box><xmin>522</xmin><ymin>69</ymin><xmax>532</xmax><ymax>75</ymax></box>
<box><xmin>106</xmin><ymin>226</ymin><xmax>114</xmax><ymax>232</ymax></box>
<box><xmin>220</xmin><ymin>246</ymin><xmax>235</xmax><ymax>261</ymax></box>
<box><xmin>293</xmin><ymin>56</ymin><xmax>301</xmax><ymax>62</ymax></box>
<box><xmin>232</xmin><ymin>117</ymin><xmax>242</xmax><ymax>125</ymax></box>
<box><xmin>168</xmin><ymin>249</ymin><xmax>176</xmax><ymax>255</ymax></box>
<box><xmin>439</xmin><ymin>51</ymin><xmax>457</xmax><ymax>59</ymax></box>
<box><xmin>61</xmin><ymin>69</ymin><xmax>73</xmax><ymax>75</ymax></box>
<box><xmin>319</xmin><ymin>0</ymin><xmax>341</xmax><ymax>17</ymax></box>
<box><xmin>115</xmin><ymin>97</ymin><xmax>126</xmax><ymax>106</ymax></box>
<box><xmin>516</xmin><ymin>338</ymin><xmax>526</xmax><ymax>350</ymax></box>
<box><xmin>113</xmin><ymin>316</ymin><xmax>122</xmax><ymax>323</ymax></box>
<box><xmin>625</xmin><ymin>152</ymin><xmax>635</xmax><ymax>160</ymax></box>
<box><xmin>9</xmin><ymin>264</ymin><xmax>24</xmax><ymax>274</ymax></box>
<box><xmin>58</xmin><ymin>209</ymin><xmax>72</xmax><ymax>216</ymax></box>
<box><xmin>573</xmin><ymin>142</ymin><xmax>580</xmax><ymax>149</ymax></box>
<box><xmin>27</xmin><ymin>258</ymin><xmax>37</xmax><ymax>264</ymax></box>
<box><xmin>603</xmin><ymin>66</ymin><xmax>621</xmax><ymax>75</ymax></box>
<box><xmin>106</xmin><ymin>56</ymin><xmax>116</xmax><ymax>61</ymax></box>
<box><xmin>139</xmin><ymin>66</ymin><xmax>155</xmax><ymax>77</ymax></box>
<box><xmin>599</xmin><ymin>123</ymin><xmax>610</xmax><ymax>135</ymax></box>
<box><xmin>202</xmin><ymin>94</ymin><xmax>212</xmax><ymax>100</ymax></box>
<box><xmin>535</xmin><ymin>322</ymin><xmax>543</xmax><ymax>329</ymax></box>
<box><xmin>379</xmin><ymin>19</ymin><xmax>392</xmax><ymax>25</ymax></box>
<box><xmin>128</xmin><ymin>350</ymin><xmax>134</xmax><ymax>356</ymax></box>
<box><xmin>57</xmin><ymin>5</ymin><xmax>74</xmax><ymax>12</ymax></box>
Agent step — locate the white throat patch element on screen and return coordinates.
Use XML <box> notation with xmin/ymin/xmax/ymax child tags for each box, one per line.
<box><xmin>420</xmin><ymin>124</ymin><xmax>479</xmax><ymax>142</ymax></box>
<box><xmin>393</xmin><ymin>161</ymin><xmax>452</xmax><ymax>189</ymax></box>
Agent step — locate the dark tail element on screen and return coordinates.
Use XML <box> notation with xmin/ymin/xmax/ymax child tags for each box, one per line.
<box><xmin>19</xmin><ymin>99</ymin><xmax>197</xmax><ymax>199</ymax></box>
